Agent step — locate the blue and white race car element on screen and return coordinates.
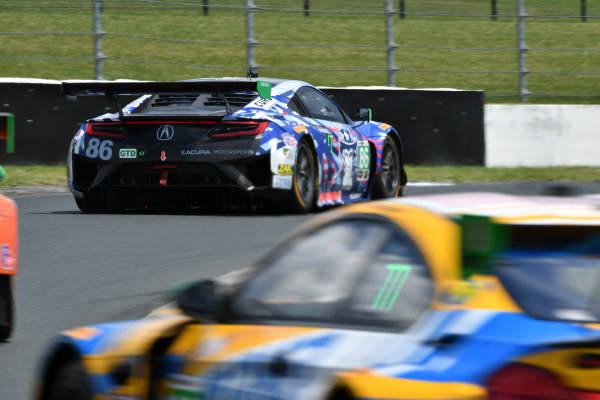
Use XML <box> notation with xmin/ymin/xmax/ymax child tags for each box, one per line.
<box><xmin>63</xmin><ymin>78</ymin><xmax>407</xmax><ymax>213</ymax></box>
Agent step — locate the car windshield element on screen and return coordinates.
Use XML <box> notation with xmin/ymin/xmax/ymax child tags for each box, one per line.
<box><xmin>495</xmin><ymin>251</ymin><xmax>600</xmax><ymax>322</ymax></box>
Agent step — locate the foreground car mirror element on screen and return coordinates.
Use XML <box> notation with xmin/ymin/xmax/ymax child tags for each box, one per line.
<box><xmin>175</xmin><ymin>280</ymin><xmax>228</xmax><ymax>319</ymax></box>
<box><xmin>356</xmin><ymin>108</ymin><xmax>372</xmax><ymax>122</ymax></box>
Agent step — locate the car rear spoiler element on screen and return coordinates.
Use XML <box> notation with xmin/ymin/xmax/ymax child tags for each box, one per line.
<box><xmin>62</xmin><ymin>79</ymin><xmax>272</xmax><ymax>118</ymax></box>
<box><xmin>61</xmin><ymin>80</ymin><xmax>261</xmax><ymax>97</ymax></box>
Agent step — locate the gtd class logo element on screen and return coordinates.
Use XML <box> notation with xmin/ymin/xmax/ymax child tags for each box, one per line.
<box><xmin>157</xmin><ymin>125</ymin><xmax>175</xmax><ymax>141</ymax></box>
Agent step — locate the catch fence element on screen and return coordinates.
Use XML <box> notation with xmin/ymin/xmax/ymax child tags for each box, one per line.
<box><xmin>0</xmin><ymin>0</ymin><xmax>598</xmax><ymax>103</ymax></box>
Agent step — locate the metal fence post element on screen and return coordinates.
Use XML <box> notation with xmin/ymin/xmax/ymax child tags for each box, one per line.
<box><xmin>93</xmin><ymin>0</ymin><xmax>106</xmax><ymax>80</ymax></box>
<box><xmin>245</xmin><ymin>0</ymin><xmax>258</xmax><ymax>74</ymax></box>
<box><xmin>517</xmin><ymin>0</ymin><xmax>529</xmax><ymax>102</ymax></box>
<box><xmin>581</xmin><ymin>0</ymin><xmax>587</xmax><ymax>22</ymax></box>
<box><xmin>385</xmin><ymin>0</ymin><xmax>398</xmax><ymax>87</ymax></box>
<box><xmin>399</xmin><ymin>0</ymin><xmax>405</xmax><ymax>19</ymax></box>
<box><xmin>491</xmin><ymin>0</ymin><xmax>497</xmax><ymax>21</ymax></box>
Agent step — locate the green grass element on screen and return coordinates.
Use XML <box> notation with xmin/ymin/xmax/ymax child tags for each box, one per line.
<box><xmin>1</xmin><ymin>165</ymin><xmax>599</xmax><ymax>187</ymax></box>
<box><xmin>0</xmin><ymin>0</ymin><xmax>597</xmax><ymax>103</ymax></box>
<box><xmin>0</xmin><ymin>165</ymin><xmax>66</xmax><ymax>187</ymax></box>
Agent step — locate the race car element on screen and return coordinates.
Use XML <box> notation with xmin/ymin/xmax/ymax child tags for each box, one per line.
<box><xmin>63</xmin><ymin>78</ymin><xmax>407</xmax><ymax>213</ymax></box>
<box><xmin>0</xmin><ymin>167</ymin><xmax>18</xmax><ymax>341</ymax></box>
<box><xmin>36</xmin><ymin>192</ymin><xmax>600</xmax><ymax>400</ymax></box>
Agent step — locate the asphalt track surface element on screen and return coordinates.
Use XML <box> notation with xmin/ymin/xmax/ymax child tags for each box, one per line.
<box><xmin>2</xmin><ymin>181</ymin><xmax>600</xmax><ymax>400</ymax></box>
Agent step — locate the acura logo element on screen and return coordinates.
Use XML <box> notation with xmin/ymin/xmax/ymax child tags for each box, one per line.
<box><xmin>157</xmin><ymin>125</ymin><xmax>175</xmax><ymax>141</ymax></box>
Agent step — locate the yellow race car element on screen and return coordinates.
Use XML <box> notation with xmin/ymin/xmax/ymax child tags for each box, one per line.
<box><xmin>36</xmin><ymin>192</ymin><xmax>600</xmax><ymax>400</ymax></box>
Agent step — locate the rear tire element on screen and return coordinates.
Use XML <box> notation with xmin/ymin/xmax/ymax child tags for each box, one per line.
<box><xmin>283</xmin><ymin>139</ymin><xmax>317</xmax><ymax>213</ymax></box>
<box><xmin>0</xmin><ymin>275</ymin><xmax>13</xmax><ymax>341</ymax></box>
<box><xmin>47</xmin><ymin>360</ymin><xmax>92</xmax><ymax>400</ymax></box>
<box><xmin>75</xmin><ymin>191</ymin><xmax>101</xmax><ymax>213</ymax></box>
<box><xmin>373</xmin><ymin>136</ymin><xmax>403</xmax><ymax>199</ymax></box>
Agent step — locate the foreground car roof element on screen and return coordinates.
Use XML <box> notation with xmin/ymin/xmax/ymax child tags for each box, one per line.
<box><xmin>347</xmin><ymin>192</ymin><xmax>600</xmax><ymax>225</ymax></box>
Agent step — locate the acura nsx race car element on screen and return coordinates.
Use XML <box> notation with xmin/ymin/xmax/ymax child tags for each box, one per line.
<box><xmin>37</xmin><ymin>192</ymin><xmax>600</xmax><ymax>400</ymax></box>
<box><xmin>63</xmin><ymin>78</ymin><xmax>407</xmax><ymax>213</ymax></box>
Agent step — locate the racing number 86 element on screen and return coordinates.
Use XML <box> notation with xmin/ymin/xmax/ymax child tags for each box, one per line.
<box><xmin>85</xmin><ymin>138</ymin><xmax>113</xmax><ymax>161</ymax></box>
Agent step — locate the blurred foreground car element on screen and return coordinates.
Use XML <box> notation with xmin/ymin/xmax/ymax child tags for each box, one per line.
<box><xmin>36</xmin><ymin>192</ymin><xmax>600</xmax><ymax>400</ymax></box>
<box><xmin>0</xmin><ymin>169</ymin><xmax>18</xmax><ymax>340</ymax></box>
<box><xmin>63</xmin><ymin>78</ymin><xmax>406</xmax><ymax>213</ymax></box>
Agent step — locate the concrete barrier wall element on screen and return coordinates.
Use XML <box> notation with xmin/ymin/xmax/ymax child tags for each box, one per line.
<box><xmin>1</xmin><ymin>80</ymin><xmax>597</xmax><ymax>167</ymax></box>
<box><xmin>0</xmin><ymin>80</ymin><xmax>485</xmax><ymax>166</ymax></box>
<box><xmin>485</xmin><ymin>104</ymin><xmax>600</xmax><ymax>167</ymax></box>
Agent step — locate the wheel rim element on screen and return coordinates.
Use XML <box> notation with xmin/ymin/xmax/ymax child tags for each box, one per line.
<box><xmin>296</xmin><ymin>145</ymin><xmax>314</xmax><ymax>204</ymax></box>
<box><xmin>380</xmin><ymin>141</ymin><xmax>399</xmax><ymax>196</ymax></box>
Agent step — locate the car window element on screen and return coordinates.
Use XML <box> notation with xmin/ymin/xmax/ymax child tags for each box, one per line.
<box><xmin>231</xmin><ymin>218</ymin><xmax>433</xmax><ymax>329</ymax></box>
<box><xmin>287</xmin><ymin>96</ymin><xmax>307</xmax><ymax>117</ymax></box>
<box><xmin>296</xmin><ymin>86</ymin><xmax>346</xmax><ymax>123</ymax></box>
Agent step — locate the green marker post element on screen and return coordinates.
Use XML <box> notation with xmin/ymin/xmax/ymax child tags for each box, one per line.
<box><xmin>0</xmin><ymin>113</ymin><xmax>15</xmax><ymax>153</ymax></box>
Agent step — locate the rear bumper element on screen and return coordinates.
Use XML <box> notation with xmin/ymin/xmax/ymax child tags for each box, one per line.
<box><xmin>69</xmin><ymin>155</ymin><xmax>280</xmax><ymax>211</ymax></box>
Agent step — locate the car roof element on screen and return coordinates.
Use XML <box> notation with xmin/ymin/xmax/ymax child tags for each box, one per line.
<box><xmin>376</xmin><ymin>192</ymin><xmax>600</xmax><ymax>226</ymax></box>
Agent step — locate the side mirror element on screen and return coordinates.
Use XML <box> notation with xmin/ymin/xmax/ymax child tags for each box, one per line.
<box><xmin>356</xmin><ymin>108</ymin><xmax>372</xmax><ymax>122</ymax></box>
<box><xmin>175</xmin><ymin>280</ymin><xmax>228</xmax><ymax>319</ymax></box>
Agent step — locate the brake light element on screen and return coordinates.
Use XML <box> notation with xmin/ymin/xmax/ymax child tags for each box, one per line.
<box><xmin>85</xmin><ymin>122</ymin><xmax>125</xmax><ymax>138</ymax></box>
<box><xmin>486</xmin><ymin>363</ymin><xmax>573</xmax><ymax>400</ymax></box>
<box><xmin>208</xmin><ymin>121</ymin><xmax>269</xmax><ymax>138</ymax></box>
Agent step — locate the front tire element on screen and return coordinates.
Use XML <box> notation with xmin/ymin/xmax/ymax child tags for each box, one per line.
<box><xmin>373</xmin><ymin>136</ymin><xmax>403</xmax><ymax>199</ymax></box>
<box><xmin>283</xmin><ymin>139</ymin><xmax>317</xmax><ymax>213</ymax></box>
<box><xmin>0</xmin><ymin>275</ymin><xmax>13</xmax><ymax>341</ymax></box>
<box><xmin>46</xmin><ymin>360</ymin><xmax>92</xmax><ymax>400</ymax></box>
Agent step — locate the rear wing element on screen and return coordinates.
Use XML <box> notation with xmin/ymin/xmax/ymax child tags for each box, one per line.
<box><xmin>62</xmin><ymin>79</ymin><xmax>273</xmax><ymax>118</ymax></box>
<box><xmin>61</xmin><ymin>80</ymin><xmax>263</xmax><ymax>97</ymax></box>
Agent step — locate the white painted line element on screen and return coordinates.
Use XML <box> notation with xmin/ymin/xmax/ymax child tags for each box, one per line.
<box><xmin>407</xmin><ymin>181</ymin><xmax>455</xmax><ymax>187</ymax></box>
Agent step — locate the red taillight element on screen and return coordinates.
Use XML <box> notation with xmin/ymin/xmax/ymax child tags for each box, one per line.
<box><xmin>487</xmin><ymin>363</ymin><xmax>573</xmax><ymax>400</ymax></box>
<box><xmin>208</xmin><ymin>121</ymin><xmax>269</xmax><ymax>138</ymax></box>
<box><xmin>85</xmin><ymin>122</ymin><xmax>125</xmax><ymax>138</ymax></box>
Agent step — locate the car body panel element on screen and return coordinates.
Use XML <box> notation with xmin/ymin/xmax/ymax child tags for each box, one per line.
<box><xmin>35</xmin><ymin>192</ymin><xmax>600</xmax><ymax>400</ymax></box>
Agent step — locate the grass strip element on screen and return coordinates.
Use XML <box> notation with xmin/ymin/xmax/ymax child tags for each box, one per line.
<box><xmin>1</xmin><ymin>165</ymin><xmax>599</xmax><ymax>188</ymax></box>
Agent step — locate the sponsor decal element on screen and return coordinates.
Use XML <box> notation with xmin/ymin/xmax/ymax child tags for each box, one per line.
<box><xmin>339</xmin><ymin>138</ymin><xmax>357</xmax><ymax>190</ymax></box>
<box><xmin>1</xmin><ymin>244</ymin><xmax>15</xmax><ymax>271</ymax></box>
<box><xmin>119</xmin><ymin>148</ymin><xmax>137</xmax><ymax>159</ymax></box>
<box><xmin>357</xmin><ymin>141</ymin><xmax>370</xmax><ymax>181</ymax></box>
<box><xmin>277</xmin><ymin>164</ymin><xmax>293</xmax><ymax>175</ymax></box>
<box><xmin>161</xmin><ymin>151</ymin><xmax>167</xmax><ymax>161</ymax></box>
<box><xmin>372</xmin><ymin>264</ymin><xmax>412</xmax><ymax>311</ymax></box>
<box><xmin>293</xmin><ymin>125</ymin><xmax>308</xmax><ymax>134</ymax></box>
<box><xmin>212</xmin><ymin>149</ymin><xmax>254</xmax><ymax>156</ymax></box>
<box><xmin>281</xmin><ymin>133</ymin><xmax>298</xmax><ymax>147</ymax></box>
<box><xmin>379</xmin><ymin>123</ymin><xmax>392</xmax><ymax>130</ymax></box>
<box><xmin>157</xmin><ymin>125</ymin><xmax>175</xmax><ymax>141</ymax></box>
<box><xmin>181</xmin><ymin>149</ymin><xmax>255</xmax><ymax>157</ymax></box>
<box><xmin>181</xmin><ymin>149</ymin><xmax>211</xmax><ymax>156</ymax></box>
<box><xmin>272</xmin><ymin>175</ymin><xmax>292</xmax><ymax>189</ymax></box>
<box><xmin>249</xmin><ymin>97</ymin><xmax>278</xmax><ymax>110</ymax></box>
<box><xmin>319</xmin><ymin>192</ymin><xmax>342</xmax><ymax>203</ymax></box>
